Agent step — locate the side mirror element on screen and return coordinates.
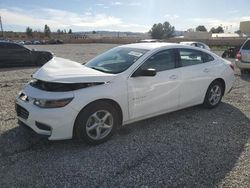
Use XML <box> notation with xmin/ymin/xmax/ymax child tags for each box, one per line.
<box><xmin>132</xmin><ymin>68</ymin><xmax>157</xmax><ymax>77</ymax></box>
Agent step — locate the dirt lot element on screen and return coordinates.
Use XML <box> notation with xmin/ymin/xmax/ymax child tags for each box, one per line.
<box><xmin>0</xmin><ymin>44</ymin><xmax>250</xmax><ymax>187</ymax></box>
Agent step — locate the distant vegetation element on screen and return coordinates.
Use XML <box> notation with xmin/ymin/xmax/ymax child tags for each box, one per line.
<box><xmin>25</xmin><ymin>27</ymin><xmax>33</xmax><ymax>37</ymax></box>
<box><xmin>149</xmin><ymin>21</ymin><xmax>175</xmax><ymax>39</ymax></box>
<box><xmin>196</xmin><ymin>25</ymin><xmax>207</xmax><ymax>32</ymax></box>
<box><xmin>210</xmin><ymin>26</ymin><xmax>224</xmax><ymax>33</ymax></box>
<box><xmin>25</xmin><ymin>25</ymin><xmax>73</xmax><ymax>38</ymax></box>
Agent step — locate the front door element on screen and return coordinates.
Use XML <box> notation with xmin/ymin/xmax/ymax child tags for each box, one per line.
<box><xmin>127</xmin><ymin>49</ymin><xmax>181</xmax><ymax>120</ymax></box>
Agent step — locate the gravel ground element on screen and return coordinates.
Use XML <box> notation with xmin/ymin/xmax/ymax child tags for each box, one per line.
<box><xmin>0</xmin><ymin>44</ymin><xmax>250</xmax><ymax>187</ymax></box>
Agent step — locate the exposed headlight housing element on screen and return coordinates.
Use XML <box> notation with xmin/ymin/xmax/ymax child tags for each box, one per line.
<box><xmin>34</xmin><ymin>97</ymin><xmax>73</xmax><ymax>108</ymax></box>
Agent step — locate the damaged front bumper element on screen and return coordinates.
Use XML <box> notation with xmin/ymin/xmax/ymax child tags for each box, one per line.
<box><xmin>15</xmin><ymin>84</ymin><xmax>79</xmax><ymax>140</ymax></box>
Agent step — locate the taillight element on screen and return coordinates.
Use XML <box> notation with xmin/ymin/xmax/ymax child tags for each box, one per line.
<box><xmin>230</xmin><ymin>64</ymin><xmax>235</xmax><ymax>71</ymax></box>
<box><xmin>236</xmin><ymin>51</ymin><xmax>241</xmax><ymax>61</ymax></box>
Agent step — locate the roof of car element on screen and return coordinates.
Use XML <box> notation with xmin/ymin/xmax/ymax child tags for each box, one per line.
<box><xmin>120</xmin><ymin>42</ymin><xmax>180</xmax><ymax>50</ymax></box>
<box><xmin>180</xmin><ymin>41</ymin><xmax>200</xmax><ymax>44</ymax></box>
<box><xmin>0</xmin><ymin>41</ymin><xmax>19</xmax><ymax>45</ymax></box>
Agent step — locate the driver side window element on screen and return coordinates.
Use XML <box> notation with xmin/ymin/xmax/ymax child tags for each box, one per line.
<box><xmin>140</xmin><ymin>49</ymin><xmax>176</xmax><ymax>72</ymax></box>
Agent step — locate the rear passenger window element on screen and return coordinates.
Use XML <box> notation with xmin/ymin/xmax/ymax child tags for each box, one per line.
<box><xmin>179</xmin><ymin>49</ymin><xmax>203</xmax><ymax>67</ymax></box>
<box><xmin>242</xmin><ymin>40</ymin><xmax>250</xmax><ymax>50</ymax></box>
<box><xmin>178</xmin><ymin>49</ymin><xmax>214</xmax><ymax>67</ymax></box>
<box><xmin>140</xmin><ymin>50</ymin><xmax>176</xmax><ymax>72</ymax></box>
<box><xmin>7</xmin><ymin>43</ymin><xmax>23</xmax><ymax>49</ymax></box>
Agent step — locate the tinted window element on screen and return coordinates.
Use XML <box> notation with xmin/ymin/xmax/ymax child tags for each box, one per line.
<box><xmin>242</xmin><ymin>40</ymin><xmax>250</xmax><ymax>50</ymax></box>
<box><xmin>7</xmin><ymin>43</ymin><xmax>25</xmax><ymax>50</ymax></box>
<box><xmin>140</xmin><ymin>50</ymin><xmax>176</xmax><ymax>72</ymax></box>
<box><xmin>179</xmin><ymin>49</ymin><xmax>203</xmax><ymax>67</ymax></box>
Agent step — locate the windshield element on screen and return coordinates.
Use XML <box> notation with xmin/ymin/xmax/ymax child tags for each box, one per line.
<box><xmin>85</xmin><ymin>47</ymin><xmax>148</xmax><ymax>74</ymax></box>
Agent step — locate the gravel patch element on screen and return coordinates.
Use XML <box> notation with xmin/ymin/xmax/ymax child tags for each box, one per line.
<box><xmin>0</xmin><ymin>44</ymin><xmax>250</xmax><ymax>187</ymax></box>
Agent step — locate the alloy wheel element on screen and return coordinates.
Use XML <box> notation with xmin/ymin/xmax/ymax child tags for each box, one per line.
<box><xmin>85</xmin><ymin>110</ymin><xmax>114</xmax><ymax>140</ymax></box>
<box><xmin>208</xmin><ymin>85</ymin><xmax>222</xmax><ymax>106</ymax></box>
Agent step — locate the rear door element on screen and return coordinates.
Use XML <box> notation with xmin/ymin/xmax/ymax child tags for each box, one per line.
<box><xmin>241</xmin><ymin>40</ymin><xmax>250</xmax><ymax>63</ymax></box>
<box><xmin>177</xmin><ymin>48</ymin><xmax>216</xmax><ymax>107</ymax></box>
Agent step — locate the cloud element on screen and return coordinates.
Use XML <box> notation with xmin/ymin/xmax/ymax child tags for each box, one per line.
<box><xmin>111</xmin><ymin>2</ymin><xmax>122</xmax><ymax>6</ymax></box>
<box><xmin>227</xmin><ymin>10</ymin><xmax>239</xmax><ymax>14</ymax></box>
<box><xmin>164</xmin><ymin>14</ymin><xmax>179</xmax><ymax>20</ymax></box>
<box><xmin>128</xmin><ymin>2</ymin><xmax>141</xmax><ymax>6</ymax></box>
<box><xmin>0</xmin><ymin>7</ymin><xmax>149</xmax><ymax>32</ymax></box>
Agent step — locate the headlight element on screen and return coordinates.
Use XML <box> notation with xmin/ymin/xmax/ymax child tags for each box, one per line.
<box><xmin>34</xmin><ymin>97</ymin><xmax>73</xmax><ymax>108</ymax></box>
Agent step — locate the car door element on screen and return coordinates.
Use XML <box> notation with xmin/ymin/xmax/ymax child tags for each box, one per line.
<box><xmin>241</xmin><ymin>39</ymin><xmax>250</xmax><ymax>63</ymax></box>
<box><xmin>127</xmin><ymin>49</ymin><xmax>181</xmax><ymax>120</ymax></box>
<box><xmin>177</xmin><ymin>48</ymin><xmax>216</xmax><ymax>107</ymax></box>
<box><xmin>7</xmin><ymin>43</ymin><xmax>32</xmax><ymax>66</ymax></box>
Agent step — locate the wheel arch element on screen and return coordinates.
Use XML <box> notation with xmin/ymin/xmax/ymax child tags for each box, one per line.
<box><xmin>211</xmin><ymin>78</ymin><xmax>226</xmax><ymax>96</ymax></box>
<box><xmin>73</xmin><ymin>98</ymin><xmax>123</xmax><ymax>137</ymax></box>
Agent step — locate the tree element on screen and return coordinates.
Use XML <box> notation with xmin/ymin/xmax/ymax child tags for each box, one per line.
<box><xmin>216</xmin><ymin>26</ymin><xmax>224</xmax><ymax>33</ymax></box>
<box><xmin>196</xmin><ymin>25</ymin><xmax>207</xmax><ymax>32</ymax></box>
<box><xmin>68</xmin><ymin>29</ymin><xmax>72</xmax><ymax>34</ymax></box>
<box><xmin>26</xmin><ymin>27</ymin><xmax>33</xmax><ymax>37</ymax></box>
<box><xmin>44</xmin><ymin>24</ymin><xmax>51</xmax><ymax>38</ymax></box>
<box><xmin>187</xmin><ymin>28</ymin><xmax>194</xmax><ymax>32</ymax></box>
<box><xmin>209</xmin><ymin>26</ymin><xmax>224</xmax><ymax>33</ymax></box>
<box><xmin>149</xmin><ymin>21</ymin><xmax>175</xmax><ymax>39</ymax></box>
<box><xmin>162</xmin><ymin>21</ymin><xmax>175</xmax><ymax>38</ymax></box>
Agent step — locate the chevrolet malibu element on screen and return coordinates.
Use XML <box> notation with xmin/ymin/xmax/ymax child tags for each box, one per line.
<box><xmin>16</xmin><ymin>43</ymin><xmax>235</xmax><ymax>144</ymax></box>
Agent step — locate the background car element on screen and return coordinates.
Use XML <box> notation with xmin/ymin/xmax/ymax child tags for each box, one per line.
<box><xmin>222</xmin><ymin>46</ymin><xmax>240</xmax><ymax>58</ymax></box>
<box><xmin>180</xmin><ymin>41</ymin><xmax>211</xmax><ymax>51</ymax></box>
<box><xmin>16</xmin><ymin>43</ymin><xmax>234</xmax><ymax>144</ymax></box>
<box><xmin>0</xmin><ymin>41</ymin><xmax>53</xmax><ymax>68</ymax></box>
<box><xmin>47</xmin><ymin>39</ymin><xmax>63</xmax><ymax>44</ymax></box>
<box><xmin>236</xmin><ymin>38</ymin><xmax>250</xmax><ymax>74</ymax></box>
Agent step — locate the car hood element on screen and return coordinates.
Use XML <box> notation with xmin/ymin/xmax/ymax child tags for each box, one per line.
<box><xmin>32</xmin><ymin>57</ymin><xmax>116</xmax><ymax>83</ymax></box>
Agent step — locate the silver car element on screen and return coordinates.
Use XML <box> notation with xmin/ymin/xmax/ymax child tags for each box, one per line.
<box><xmin>180</xmin><ymin>41</ymin><xmax>210</xmax><ymax>51</ymax></box>
<box><xmin>236</xmin><ymin>38</ymin><xmax>250</xmax><ymax>74</ymax></box>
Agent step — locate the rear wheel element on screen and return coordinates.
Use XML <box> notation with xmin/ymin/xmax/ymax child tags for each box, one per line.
<box><xmin>74</xmin><ymin>101</ymin><xmax>119</xmax><ymax>145</ymax></box>
<box><xmin>203</xmin><ymin>81</ymin><xmax>223</xmax><ymax>108</ymax></box>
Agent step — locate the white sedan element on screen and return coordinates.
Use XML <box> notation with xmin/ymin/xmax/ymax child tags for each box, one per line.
<box><xmin>16</xmin><ymin>43</ymin><xmax>235</xmax><ymax>144</ymax></box>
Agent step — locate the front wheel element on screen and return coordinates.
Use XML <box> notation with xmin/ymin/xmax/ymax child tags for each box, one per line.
<box><xmin>203</xmin><ymin>81</ymin><xmax>223</xmax><ymax>108</ymax></box>
<box><xmin>74</xmin><ymin>101</ymin><xmax>119</xmax><ymax>145</ymax></box>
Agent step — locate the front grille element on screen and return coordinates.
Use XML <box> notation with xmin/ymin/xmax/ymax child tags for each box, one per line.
<box><xmin>16</xmin><ymin>104</ymin><xmax>29</xmax><ymax>120</ymax></box>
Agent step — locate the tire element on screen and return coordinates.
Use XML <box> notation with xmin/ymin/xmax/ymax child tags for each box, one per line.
<box><xmin>203</xmin><ymin>81</ymin><xmax>223</xmax><ymax>108</ymax></box>
<box><xmin>74</xmin><ymin>101</ymin><xmax>119</xmax><ymax>145</ymax></box>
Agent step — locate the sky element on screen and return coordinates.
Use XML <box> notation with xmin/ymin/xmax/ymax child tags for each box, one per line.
<box><xmin>0</xmin><ymin>0</ymin><xmax>250</xmax><ymax>33</ymax></box>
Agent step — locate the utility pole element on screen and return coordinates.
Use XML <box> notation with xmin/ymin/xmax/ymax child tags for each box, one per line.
<box><xmin>0</xmin><ymin>16</ymin><xmax>4</xmax><ymax>38</ymax></box>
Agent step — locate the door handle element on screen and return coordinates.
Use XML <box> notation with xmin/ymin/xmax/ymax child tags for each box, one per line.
<box><xmin>203</xmin><ymin>68</ymin><xmax>210</xmax><ymax>73</ymax></box>
<box><xmin>169</xmin><ymin>75</ymin><xmax>177</xmax><ymax>80</ymax></box>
